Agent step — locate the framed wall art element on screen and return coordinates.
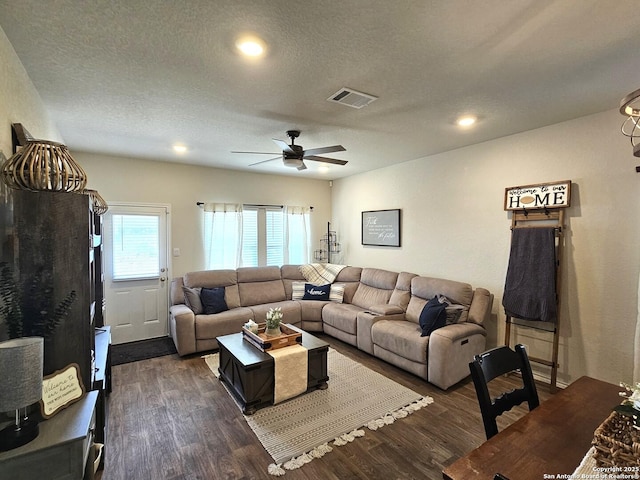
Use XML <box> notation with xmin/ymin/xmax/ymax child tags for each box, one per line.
<box><xmin>361</xmin><ymin>209</ymin><xmax>401</xmax><ymax>247</ymax></box>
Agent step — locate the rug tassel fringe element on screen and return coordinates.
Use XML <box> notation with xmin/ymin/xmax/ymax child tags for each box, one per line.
<box><xmin>268</xmin><ymin>396</ymin><xmax>434</xmax><ymax>475</ymax></box>
<box><xmin>268</xmin><ymin>464</ymin><xmax>286</xmax><ymax>476</ymax></box>
<box><xmin>367</xmin><ymin>396</ymin><xmax>433</xmax><ymax>431</ymax></box>
<box><xmin>270</xmin><ymin>443</ymin><xmax>333</xmax><ymax>474</ymax></box>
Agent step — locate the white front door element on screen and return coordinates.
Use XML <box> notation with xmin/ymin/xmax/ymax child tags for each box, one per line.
<box><xmin>103</xmin><ymin>204</ymin><xmax>170</xmax><ymax>344</ymax></box>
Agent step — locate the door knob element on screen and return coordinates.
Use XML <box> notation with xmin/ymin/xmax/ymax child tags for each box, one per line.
<box><xmin>160</xmin><ymin>277</ymin><xmax>166</xmax><ymax>282</ymax></box>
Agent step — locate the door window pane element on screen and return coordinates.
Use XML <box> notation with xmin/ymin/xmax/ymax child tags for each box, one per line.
<box><xmin>112</xmin><ymin>214</ymin><xmax>160</xmax><ymax>280</ymax></box>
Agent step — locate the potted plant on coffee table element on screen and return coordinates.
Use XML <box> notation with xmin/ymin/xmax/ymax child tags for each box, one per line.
<box><xmin>265</xmin><ymin>307</ymin><xmax>283</xmax><ymax>337</ymax></box>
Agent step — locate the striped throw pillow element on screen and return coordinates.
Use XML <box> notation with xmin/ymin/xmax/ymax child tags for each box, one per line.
<box><xmin>292</xmin><ymin>281</ymin><xmax>306</xmax><ymax>300</ymax></box>
<box><xmin>330</xmin><ymin>283</ymin><xmax>345</xmax><ymax>303</ymax></box>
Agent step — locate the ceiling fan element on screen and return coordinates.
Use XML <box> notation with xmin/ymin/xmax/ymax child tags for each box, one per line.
<box><xmin>232</xmin><ymin>130</ymin><xmax>347</xmax><ymax>171</ymax></box>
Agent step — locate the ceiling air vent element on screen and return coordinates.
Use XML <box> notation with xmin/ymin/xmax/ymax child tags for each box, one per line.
<box><xmin>327</xmin><ymin>88</ymin><xmax>378</xmax><ymax>109</ymax></box>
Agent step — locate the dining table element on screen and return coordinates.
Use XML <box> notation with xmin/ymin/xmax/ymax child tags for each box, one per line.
<box><xmin>442</xmin><ymin>376</ymin><xmax>622</xmax><ymax>480</ymax></box>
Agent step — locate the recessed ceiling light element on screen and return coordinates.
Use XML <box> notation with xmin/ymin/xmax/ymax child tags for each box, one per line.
<box><xmin>173</xmin><ymin>144</ymin><xmax>187</xmax><ymax>154</ymax></box>
<box><xmin>317</xmin><ymin>166</ymin><xmax>329</xmax><ymax>173</ymax></box>
<box><xmin>456</xmin><ymin>115</ymin><xmax>477</xmax><ymax>127</ymax></box>
<box><xmin>236</xmin><ymin>35</ymin><xmax>266</xmax><ymax>58</ymax></box>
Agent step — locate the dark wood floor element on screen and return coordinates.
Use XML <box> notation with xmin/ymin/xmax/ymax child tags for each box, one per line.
<box><xmin>98</xmin><ymin>334</ymin><xmax>552</xmax><ymax>480</ymax></box>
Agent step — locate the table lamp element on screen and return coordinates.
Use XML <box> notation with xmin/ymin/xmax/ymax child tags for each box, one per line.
<box><xmin>0</xmin><ymin>337</ymin><xmax>44</xmax><ymax>451</ymax></box>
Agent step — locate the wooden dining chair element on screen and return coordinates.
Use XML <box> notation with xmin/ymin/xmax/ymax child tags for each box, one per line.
<box><xmin>469</xmin><ymin>344</ymin><xmax>540</xmax><ymax>439</ymax></box>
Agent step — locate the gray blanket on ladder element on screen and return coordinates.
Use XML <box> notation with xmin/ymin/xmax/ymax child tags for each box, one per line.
<box><xmin>502</xmin><ymin>227</ymin><xmax>557</xmax><ymax>323</ymax></box>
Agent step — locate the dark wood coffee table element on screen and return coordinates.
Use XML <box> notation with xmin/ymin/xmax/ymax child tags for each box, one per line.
<box><xmin>217</xmin><ymin>324</ymin><xmax>329</xmax><ymax>414</ymax></box>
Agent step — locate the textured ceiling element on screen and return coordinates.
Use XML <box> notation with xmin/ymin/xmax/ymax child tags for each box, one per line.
<box><xmin>1</xmin><ymin>0</ymin><xmax>639</xmax><ymax>179</ymax></box>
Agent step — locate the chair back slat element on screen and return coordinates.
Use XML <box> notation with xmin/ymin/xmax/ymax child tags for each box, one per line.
<box><xmin>469</xmin><ymin>344</ymin><xmax>540</xmax><ymax>439</ymax></box>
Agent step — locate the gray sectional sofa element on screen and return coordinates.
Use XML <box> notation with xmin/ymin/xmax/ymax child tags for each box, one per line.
<box><xmin>169</xmin><ymin>265</ymin><xmax>493</xmax><ymax>390</ymax></box>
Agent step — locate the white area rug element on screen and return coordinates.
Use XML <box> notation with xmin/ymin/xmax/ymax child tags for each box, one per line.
<box><xmin>204</xmin><ymin>348</ymin><xmax>433</xmax><ymax>476</ymax></box>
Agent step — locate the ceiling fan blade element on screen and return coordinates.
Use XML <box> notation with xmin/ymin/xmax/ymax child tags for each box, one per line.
<box><xmin>303</xmin><ymin>155</ymin><xmax>348</xmax><ymax>166</ymax></box>
<box><xmin>303</xmin><ymin>145</ymin><xmax>346</xmax><ymax>156</ymax></box>
<box><xmin>272</xmin><ymin>139</ymin><xmax>296</xmax><ymax>155</ymax></box>
<box><xmin>297</xmin><ymin>162</ymin><xmax>307</xmax><ymax>171</ymax></box>
<box><xmin>231</xmin><ymin>151</ymin><xmax>280</xmax><ymax>155</ymax></box>
<box><xmin>248</xmin><ymin>156</ymin><xmax>281</xmax><ymax>167</ymax></box>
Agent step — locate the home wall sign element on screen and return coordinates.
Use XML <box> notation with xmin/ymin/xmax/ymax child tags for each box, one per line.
<box><xmin>40</xmin><ymin>363</ymin><xmax>85</xmax><ymax>418</ymax></box>
<box><xmin>504</xmin><ymin>180</ymin><xmax>571</xmax><ymax>211</ymax></box>
<box><xmin>362</xmin><ymin>209</ymin><xmax>401</xmax><ymax>247</ymax></box>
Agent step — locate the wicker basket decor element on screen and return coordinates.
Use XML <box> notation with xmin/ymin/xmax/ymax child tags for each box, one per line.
<box><xmin>82</xmin><ymin>189</ymin><xmax>109</xmax><ymax>215</ymax></box>
<box><xmin>1</xmin><ymin>140</ymin><xmax>87</xmax><ymax>192</ymax></box>
<box><xmin>592</xmin><ymin>411</ymin><xmax>640</xmax><ymax>468</ymax></box>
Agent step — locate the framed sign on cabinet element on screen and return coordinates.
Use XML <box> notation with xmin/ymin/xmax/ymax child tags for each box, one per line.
<box><xmin>361</xmin><ymin>209</ymin><xmax>401</xmax><ymax>247</ymax></box>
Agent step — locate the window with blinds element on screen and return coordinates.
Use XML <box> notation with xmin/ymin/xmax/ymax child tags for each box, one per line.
<box><xmin>111</xmin><ymin>214</ymin><xmax>160</xmax><ymax>280</ymax></box>
<box><xmin>242</xmin><ymin>206</ymin><xmax>284</xmax><ymax>267</ymax></box>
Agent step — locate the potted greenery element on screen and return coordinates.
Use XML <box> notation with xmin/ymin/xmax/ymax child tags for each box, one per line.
<box><xmin>265</xmin><ymin>307</ymin><xmax>283</xmax><ymax>337</ymax></box>
<box><xmin>0</xmin><ymin>262</ymin><xmax>76</xmax><ymax>339</ymax></box>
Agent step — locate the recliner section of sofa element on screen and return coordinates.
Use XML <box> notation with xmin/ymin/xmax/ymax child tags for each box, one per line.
<box><xmin>169</xmin><ymin>264</ymin><xmax>493</xmax><ymax>389</ymax></box>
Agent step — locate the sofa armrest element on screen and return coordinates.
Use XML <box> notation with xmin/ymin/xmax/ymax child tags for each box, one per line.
<box><xmin>169</xmin><ymin>304</ymin><xmax>197</xmax><ymax>356</ymax></box>
<box><xmin>468</xmin><ymin>287</ymin><xmax>493</xmax><ymax>325</ymax></box>
<box><xmin>368</xmin><ymin>304</ymin><xmax>404</xmax><ymax>315</ymax></box>
<box><xmin>428</xmin><ymin>323</ymin><xmax>487</xmax><ymax>390</ymax></box>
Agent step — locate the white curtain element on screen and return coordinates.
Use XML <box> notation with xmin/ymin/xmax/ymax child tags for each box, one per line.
<box><xmin>203</xmin><ymin>203</ymin><xmax>243</xmax><ymax>269</ymax></box>
<box><xmin>284</xmin><ymin>206</ymin><xmax>311</xmax><ymax>265</ymax></box>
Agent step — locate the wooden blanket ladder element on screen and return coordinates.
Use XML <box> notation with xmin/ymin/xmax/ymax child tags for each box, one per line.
<box><xmin>504</xmin><ymin>208</ymin><xmax>565</xmax><ymax>393</ymax></box>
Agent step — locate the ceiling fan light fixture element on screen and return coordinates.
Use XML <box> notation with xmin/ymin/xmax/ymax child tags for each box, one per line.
<box><xmin>619</xmin><ymin>87</ymin><xmax>640</xmax><ymax>158</ymax></box>
<box><xmin>283</xmin><ymin>157</ymin><xmax>304</xmax><ymax>168</ymax></box>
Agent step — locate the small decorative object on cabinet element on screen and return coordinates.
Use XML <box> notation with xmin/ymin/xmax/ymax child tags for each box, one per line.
<box><xmin>314</xmin><ymin>222</ymin><xmax>341</xmax><ymax>262</ymax></box>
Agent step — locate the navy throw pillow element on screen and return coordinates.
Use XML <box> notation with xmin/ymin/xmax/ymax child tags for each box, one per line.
<box><xmin>302</xmin><ymin>283</ymin><xmax>331</xmax><ymax>301</ymax></box>
<box><xmin>419</xmin><ymin>296</ymin><xmax>447</xmax><ymax>337</ymax></box>
<box><xmin>200</xmin><ymin>287</ymin><xmax>228</xmax><ymax>314</ymax></box>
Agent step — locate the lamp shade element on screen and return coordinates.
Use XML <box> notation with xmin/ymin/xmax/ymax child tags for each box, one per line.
<box><xmin>0</xmin><ymin>337</ymin><xmax>44</xmax><ymax>412</ymax></box>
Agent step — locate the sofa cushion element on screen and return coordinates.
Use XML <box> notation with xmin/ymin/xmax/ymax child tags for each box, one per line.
<box><xmin>195</xmin><ymin>307</ymin><xmax>254</xmax><ymax>340</ymax></box>
<box><xmin>334</xmin><ymin>266</ymin><xmax>362</xmax><ymax>304</ymax></box>
<box><xmin>249</xmin><ymin>301</ymin><xmax>301</xmax><ymax>326</ymax></box>
<box><xmin>351</xmin><ymin>268</ymin><xmax>398</xmax><ymax>309</ymax></box>
<box><xmin>302</xmin><ymin>283</ymin><xmax>330</xmax><ymax>301</ymax></box>
<box><xmin>184</xmin><ymin>269</ymin><xmax>241</xmax><ymax>309</ymax></box>
<box><xmin>389</xmin><ymin>271</ymin><xmax>417</xmax><ymax>311</ymax></box>
<box><xmin>406</xmin><ymin>276</ymin><xmax>474</xmax><ymax>323</ymax></box>
<box><xmin>419</xmin><ymin>296</ymin><xmax>447</xmax><ymax>337</ymax></box>
<box><xmin>371</xmin><ymin>320</ymin><xmax>429</xmax><ymax>364</ymax></box>
<box><xmin>322</xmin><ymin>303</ymin><xmax>362</xmax><ymax>335</ymax></box>
<box><xmin>281</xmin><ymin>264</ymin><xmax>306</xmax><ymax>298</ymax></box>
<box><xmin>237</xmin><ymin>266</ymin><xmax>286</xmax><ymax>306</ymax></box>
<box><xmin>182</xmin><ymin>286</ymin><xmax>203</xmax><ymax>314</ymax></box>
<box><xmin>201</xmin><ymin>287</ymin><xmax>229</xmax><ymax>314</ymax></box>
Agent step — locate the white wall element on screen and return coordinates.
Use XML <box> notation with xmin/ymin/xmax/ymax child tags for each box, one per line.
<box><xmin>0</xmin><ymin>27</ymin><xmax>61</xmax><ymax>156</ymax></box>
<box><xmin>73</xmin><ymin>152</ymin><xmax>333</xmax><ymax>278</ymax></box>
<box><xmin>332</xmin><ymin>108</ymin><xmax>639</xmax><ymax>386</ymax></box>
